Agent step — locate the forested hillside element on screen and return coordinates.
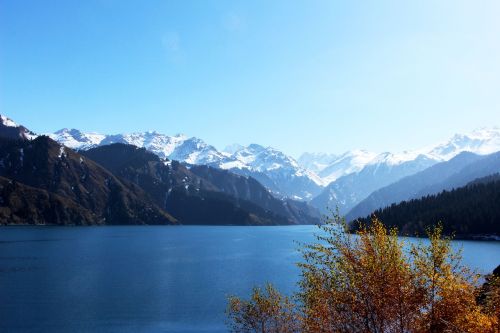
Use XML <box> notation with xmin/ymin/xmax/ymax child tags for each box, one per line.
<box><xmin>351</xmin><ymin>174</ymin><xmax>500</xmax><ymax>238</ymax></box>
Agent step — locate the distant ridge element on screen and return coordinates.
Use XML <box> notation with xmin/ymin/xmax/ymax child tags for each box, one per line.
<box><xmin>47</xmin><ymin>124</ymin><xmax>500</xmax><ymax>205</ymax></box>
<box><xmin>48</xmin><ymin>128</ymin><xmax>323</xmax><ymax>200</ymax></box>
<box><xmin>346</xmin><ymin>151</ymin><xmax>500</xmax><ymax>220</ymax></box>
<box><xmin>1</xmin><ymin>114</ymin><xmax>498</xmax><ymax>219</ymax></box>
<box><xmin>309</xmin><ymin>128</ymin><xmax>500</xmax><ymax>214</ymax></box>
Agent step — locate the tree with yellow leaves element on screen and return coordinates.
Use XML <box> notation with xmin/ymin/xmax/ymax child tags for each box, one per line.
<box><xmin>227</xmin><ymin>283</ymin><xmax>300</xmax><ymax>333</ymax></box>
<box><xmin>477</xmin><ymin>265</ymin><xmax>500</xmax><ymax>333</ymax></box>
<box><xmin>227</xmin><ymin>213</ymin><xmax>498</xmax><ymax>332</ymax></box>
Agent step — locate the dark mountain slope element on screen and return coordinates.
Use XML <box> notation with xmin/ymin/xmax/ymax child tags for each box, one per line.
<box><xmin>0</xmin><ymin>115</ymin><xmax>37</xmax><ymax>140</ymax></box>
<box><xmin>413</xmin><ymin>151</ymin><xmax>500</xmax><ymax>198</ymax></box>
<box><xmin>0</xmin><ymin>176</ymin><xmax>97</xmax><ymax>225</ymax></box>
<box><xmin>0</xmin><ymin>136</ymin><xmax>176</xmax><ymax>225</ymax></box>
<box><xmin>189</xmin><ymin>165</ymin><xmax>320</xmax><ymax>224</ymax></box>
<box><xmin>82</xmin><ymin>144</ymin><xmax>319</xmax><ymax>225</ymax></box>
<box><xmin>468</xmin><ymin>173</ymin><xmax>500</xmax><ymax>185</ymax></box>
<box><xmin>351</xmin><ymin>174</ymin><xmax>500</xmax><ymax>238</ymax></box>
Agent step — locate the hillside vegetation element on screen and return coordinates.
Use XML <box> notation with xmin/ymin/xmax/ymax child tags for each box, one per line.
<box><xmin>351</xmin><ymin>174</ymin><xmax>500</xmax><ymax>238</ymax></box>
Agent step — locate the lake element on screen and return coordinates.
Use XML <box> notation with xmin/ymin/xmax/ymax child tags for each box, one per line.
<box><xmin>0</xmin><ymin>226</ymin><xmax>499</xmax><ymax>333</ymax></box>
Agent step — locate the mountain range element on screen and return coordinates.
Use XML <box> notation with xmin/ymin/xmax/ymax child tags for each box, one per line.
<box><xmin>47</xmin><ymin>125</ymin><xmax>500</xmax><ymax>215</ymax></box>
<box><xmin>0</xmin><ymin>135</ymin><xmax>177</xmax><ymax>225</ymax></box>
<box><xmin>81</xmin><ymin>144</ymin><xmax>319</xmax><ymax>225</ymax></box>
<box><xmin>0</xmin><ymin>115</ymin><xmax>320</xmax><ymax>226</ymax></box>
<box><xmin>308</xmin><ymin>128</ymin><xmax>500</xmax><ymax>214</ymax></box>
<box><xmin>346</xmin><ymin>151</ymin><xmax>500</xmax><ymax>221</ymax></box>
<box><xmin>49</xmin><ymin>128</ymin><xmax>323</xmax><ymax>200</ymax></box>
<box><xmin>1</xmin><ymin>113</ymin><xmax>499</xmax><ymax>229</ymax></box>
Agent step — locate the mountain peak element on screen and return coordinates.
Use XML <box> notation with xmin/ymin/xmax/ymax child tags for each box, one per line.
<box><xmin>54</xmin><ymin>128</ymin><xmax>70</xmax><ymax>134</ymax></box>
<box><xmin>427</xmin><ymin>126</ymin><xmax>500</xmax><ymax>160</ymax></box>
<box><xmin>0</xmin><ymin>115</ymin><xmax>19</xmax><ymax>128</ymax></box>
<box><xmin>0</xmin><ymin>114</ymin><xmax>38</xmax><ymax>140</ymax></box>
<box><xmin>46</xmin><ymin>123</ymin><xmax>500</xmax><ymax>199</ymax></box>
<box><xmin>173</xmin><ymin>133</ymin><xmax>188</xmax><ymax>139</ymax></box>
<box><xmin>223</xmin><ymin>143</ymin><xmax>245</xmax><ymax>154</ymax></box>
<box><xmin>246</xmin><ymin>143</ymin><xmax>266</xmax><ymax>151</ymax></box>
<box><xmin>300</xmin><ymin>126</ymin><xmax>500</xmax><ymax>188</ymax></box>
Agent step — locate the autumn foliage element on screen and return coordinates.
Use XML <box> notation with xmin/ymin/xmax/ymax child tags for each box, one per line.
<box><xmin>227</xmin><ymin>284</ymin><xmax>300</xmax><ymax>333</ymax></box>
<box><xmin>227</xmin><ymin>214</ymin><xmax>499</xmax><ymax>333</ymax></box>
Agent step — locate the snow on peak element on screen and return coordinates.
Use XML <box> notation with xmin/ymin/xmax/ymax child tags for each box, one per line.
<box><xmin>312</xmin><ymin>150</ymin><xmax>378</xmax><ymax>185</ymax></box>
<box><xmin>0</xmin><ymin>114</ymin><xmax>38</xmax><ymax>140</ymax></box>
<box><xmin>48</xmin><ymin>128</ymin><xmax>105</xmax><ymax>150</ymax></box>
<box><xmin>223</xmin><ymin>143</ymin><xmax>245</xmax><ymax>154</ymax></box>
<box><xmin>367</xmin><ymin>150</ymin><xmax>430</xmax><ymax>166</ymax></box>
<box><xmin>228</xmin><ymin>143</ymin><xmax>300</xmax><ymax>172</ymax></box>
<box><xmin>426</xmin><ymin>127</ymin><xmax>500</xmax><ymax>160</ymax></box>
<box><xmin>301</xmin><ymin>126</ymin><xmax>500</xmax><ymax>185</ymax></box>
<box><xmin>298</xmin><ymin>152</ymin><xmax>338</xmax><ymax>173</ymax></box>
<box><xmin>0</xmin><ymin>115</ymin><xmax>18</xmax><ymax>128</ymax></box>
<box><xmin>47</xmin><ymin>124</ymin><xmax>500</xmax><ymax>194</ymax></box>
<box><xmin>168</xmin><ymin>136</ymin><xmax>226</xmax><ymax>164</ymax></box>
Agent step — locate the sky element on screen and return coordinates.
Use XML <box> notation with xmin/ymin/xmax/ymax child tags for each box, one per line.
<box><xmin>1</xmin><ymin>0</ymin><xmax>500</xmax><ymax>157</ymax></box>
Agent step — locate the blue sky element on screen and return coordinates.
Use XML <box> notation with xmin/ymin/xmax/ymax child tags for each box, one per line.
<box><xmin>1</xmin><ymin>0</ymin><xmax>499</xmax><ymax>157</ymax></box>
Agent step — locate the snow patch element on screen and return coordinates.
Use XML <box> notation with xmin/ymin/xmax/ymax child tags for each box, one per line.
<box><xmin>58</xmin><ymin>146</ymin><xmax>66</xmax><ymax>158</ymax></box>
<box><xmin>0</xmin><ymin>115</ymin><xmax>18</xmax><ymax>127</ymax></box>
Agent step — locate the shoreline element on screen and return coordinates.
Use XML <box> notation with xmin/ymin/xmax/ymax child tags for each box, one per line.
<box><xmin>1</xmin><ymin>223</ymin><xmax>499</xmax><ymax>241</ymax></box>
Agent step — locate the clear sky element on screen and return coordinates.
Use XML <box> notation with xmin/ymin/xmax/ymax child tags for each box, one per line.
<box><xmin>1</xmin><ymin>0</ymin><xmax>499</xmax><ymax>157</ymax></box>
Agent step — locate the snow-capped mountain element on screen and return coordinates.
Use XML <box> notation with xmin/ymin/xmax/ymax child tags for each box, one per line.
<box><xmin>229</xmin><ymin>144</ymin><xmax>310</xmax><ymax>174</ymax></box>
<box><xmin>345</xmin><ymin>151</ymin><xmax>500</xmax><ymax>221</ymax></box>
<box><xmin>297</xmin><ymin>152</ymin><xmax>338</xmax><ymax>174</ymax></box>
<box><xmin>48</xmin><ymin>126</ymin><xmax>500</xmax><ymax>205</ymax></box>
<box><xmin>223</xmin><ymin>143</ymin><xmax>245</xmax><ymax>155</ymax></box>
<box><xmin>0</xmin><ymin>115</ymin><xmax>321</xmax><ymax>226</ymax></box>
<box><xmin>48</xmin><ymin>129</ymin><xmax>323</xmax><ymax>200</ymax></box>
<box><xmin>317</xmin><ymin>150</ymin><xmax>378</xmax><ymax>185</ymax></box>
<box><xmin>311</xmin><ymin>154</ymin><xmax>437</xmax><ymax>214</ymax></box>
<box><xmin>48</xmin><ymin>129</ymin><xmax>233</xmax><ymax>165</ymax></box>
<box><xmin>220</xmin><ymin>144</ymin><xmax>323</xmax><ymax>200</ymax></box>
<box><xmin>168</xmin><ymin>137</ymin><xmax>230</xmax><ymax>165</ymax></box>
<box><xmin>48</xmin><ymin>128</ymin><xmax>105</xmax><ymax>150</ymax></box>
<box><xmin>300</xmin><ymin>127</ymin><xmax>500</xmax><ymax>184</ymax></box>
<box><xmin>425</xmin><ymin>127</ymin><xmax>500</xmax><ymax>160</ymax></box>
<box><xmin>0</xmin><ymin>115</ymin><xmax>38</xmax><ymax>140</ymax></box>
<box><xmin>49</xmin><ymin>129</ymin><xmax>184</xmax><ymax>158</ymax></box>
<box><xmin>308</xmin><ymin>127</ymin><xmax>500</xmax><ymax>214</ymax></box>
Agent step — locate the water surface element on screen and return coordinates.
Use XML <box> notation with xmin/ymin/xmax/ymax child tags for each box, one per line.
<box><xmin>0</xmin><ymin>226</ymin><xmax>499</xmax><ymax>332</ymax></box>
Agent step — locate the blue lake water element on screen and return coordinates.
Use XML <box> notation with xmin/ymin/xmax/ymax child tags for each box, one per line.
<box><xmin>0</xmin><ymin>226</ymin><xmax>499</xmax><ymax>333</ymax></box>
